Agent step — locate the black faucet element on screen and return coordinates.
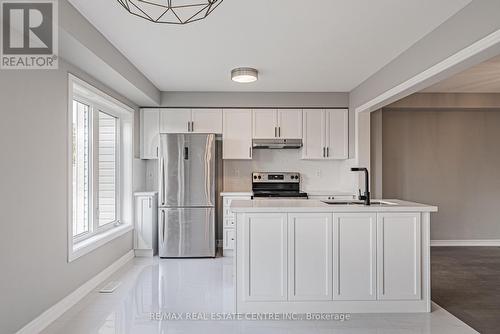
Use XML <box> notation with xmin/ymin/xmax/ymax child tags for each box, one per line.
<box><xmin>351</xmin><ymin>167</ymin><xmax>371</xmax><ymax>205</ymax></box>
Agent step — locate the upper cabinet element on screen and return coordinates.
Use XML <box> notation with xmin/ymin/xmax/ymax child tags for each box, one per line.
<box><xmin>223</xmin><ymin>109</ymin><xmax>253</xmax><ymax>160</ymax></box>
<box><xmin>159</xmin><ymin>108</ymin><xmax>191</xmax><ymax>133</ymax></box>
<box><xmin>159</xmin><ymin>108</ymin><xmax>222</xmax><ymax>134</ymax></box>
<box><xmin>191</xmin><ymin>108</ymin><xmax>223</xmax><ymax>133</ymax></box>
<box><xmin>302</xmin><ymin>109</ymin><xmax>348</xmax><ymax>160</ymax></box>
<box><xmin>253</xmin><ymin>109</ymin><xmax>302</xmax><ymax>139</ymax></box>
<box><xmin>140</xmin><ymin>108</ymin><xmax>160</xmax><ymax>159</ymax></box>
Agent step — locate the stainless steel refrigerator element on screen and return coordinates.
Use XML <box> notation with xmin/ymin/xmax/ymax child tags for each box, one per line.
<box><xmin>158</xmin><ymin>134</ymin><xmax>216</xmax><ymax>257</ymax></box>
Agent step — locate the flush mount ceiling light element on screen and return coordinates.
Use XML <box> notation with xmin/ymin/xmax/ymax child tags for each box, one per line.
<box><xmin>117</xmin><ymin>0</ymin><xmax>223</xmax><ymax>24</ymax></box>
<box><xmin>231</xmin><ymin>67</ymin><xmax>258</xmax><ymax>83</ymax></box>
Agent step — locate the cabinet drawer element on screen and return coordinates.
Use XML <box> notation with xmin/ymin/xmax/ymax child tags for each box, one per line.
<box><xmin>223</xmin><ymin>229</ymin><xmax>235</xmax><ymax>249</ymax></box>
<box><xmin>224</xmin><ymin>218</ymin><xmax>235</xmax><ymax>228</ymax></box>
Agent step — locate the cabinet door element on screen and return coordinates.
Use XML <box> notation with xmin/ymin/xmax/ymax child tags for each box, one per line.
<box><xmin>135</xmin><ymin>196</ymin><xmax>154</xmax><ymax>250</ymax></box>
<box><xmin>252</xmin><ymin>109</ymin><xmax>277</xmax><ymax>139</ymax></box>
<box><xmin>191</xmin><ymin>108</ymin><xmax>222</xmax><ymax>133</ymax></box>
<box><xmin>140</xmin><ymin>108</ymin><xmax>159</xmax><ymax>159</ymax></box>
<box><xmin>223</xmin><ymin>109</ymin><xmax>253</xmax><ymax>159</ymax></box>
<box><xmin>278</xmin><ymin>109</ymin><xmax>302</xmax><ymax>139</ymax></box>
<box><xmin>377</xmin><ymin>213</ymin><xmax>421</xmax><ymax>300</ymax></box>
<box><xmin>302</xmin><ymin>109</ymin><xmax>326</xmax><ymax>159</ymax></box>
<box><xmin>333</xmin><ymin>213</ymin><xmax>376</xmax><ymax>300</ymax></box>
<box><xmin>325</xmin><ymin>109</ymin><xmax>348</xmax><ymax>159</ymax></box>
<box><xmin>288</xmin><ymin>213</ymin><xmax>332</xmax><ymax>301</ymax></box>
<box><xmin>159</xmin><ymin>108</ymin><xmax>191</xmax><ymax>133</ymax></box>
<box><xmin>223</xmin><ymin>229</ymin><xmax>235</xmax><ymax>250</ymax></box>
<box><xmin>243</xmin><ymin>213</ymin><xmax>287</xmax><ymax>301</ymax></box>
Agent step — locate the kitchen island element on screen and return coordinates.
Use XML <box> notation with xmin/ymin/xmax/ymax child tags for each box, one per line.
<box><xmin>230</xmin><ymin>199</ymin><xmax>437</xmax><ymax>313</ymax></box>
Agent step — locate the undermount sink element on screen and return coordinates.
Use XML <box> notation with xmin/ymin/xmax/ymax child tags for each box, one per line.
<box><xmin>322</xmin><ymin>200</ymin><xmax>397</xmax><ymax>206</ymax></box>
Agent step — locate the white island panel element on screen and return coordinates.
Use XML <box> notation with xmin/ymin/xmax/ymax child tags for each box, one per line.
<box><xmin>288</xmin><ymin>213</ymin><xmax>333</xmax><ymax>301</ymax></box>
<box><xmin>333</xmin><ymin>213</ymin><xmax>376</xmax><ymax>300</ymax></box>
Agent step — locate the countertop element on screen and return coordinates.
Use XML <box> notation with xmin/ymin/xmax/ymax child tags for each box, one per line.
<box><xmin>220</xmin><ymin>192</ymin><xmax>253</xmax><ymax>197</ymax></box>
<box><xmin>230</xmin><ymin>199</ymin><xmax>438</xmax><ymax>213</ymax></box>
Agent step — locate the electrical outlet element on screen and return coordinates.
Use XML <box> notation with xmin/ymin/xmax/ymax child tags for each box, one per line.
<box><xmin>316</xmin><ymin>169</ymin><xmax>322</xmax><ymax>177</ymax></box>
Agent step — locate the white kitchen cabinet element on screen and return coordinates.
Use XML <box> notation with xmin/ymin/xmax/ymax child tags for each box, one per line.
<box><xmin>159</xmin><ymin>108</ymin><xmax>222</xmax><ymax>134</ymax></box>
<box><xmin>252</xmin><ymin>109</ymin><xmax>277</xmax><ymax>139</ymax></box>
<box><xmin>140</xmin><ymin>108</ymin><xmax>160</xmax><ymax>159</ymax></box>
<box><xmin>221</xmin><ymin>193</ymin><xmax>252</xmax><ymax>255</ymax></box>
<box><xmin>253</xmin><ymin>109</ymin><xmax>302</xmax><ymax>139</ymax></box>
<box><xmin>134</xmin><ymin>192</ymin><xmax>158</xmax><ymax>257</ymax></box>
<box><xmin>326</xmin><ymin>109</ymin><xmax>348</xmax><ymax>159</ymax></box>
<box><xmin>191</xmin><ymin>108</ymin><xmax>223</xmax><ymax>133</ymax></box>
<box><xmin>278</xmin><ymin>109</ymin><xmax>303</xmax><ymax>139</ymax></box>
<box><xmin>302</xmin><ymin>109</ymin><xmax>348</xmax><ymax>160</ymax></box>
<box><xmin>223</xmin><ymin>109</ymin><xmax>252</xmax><ymax>159</ymax></box>
<box><xmin>377</xmin><ymin>212</ymin><xmax>421</xmax><ymax>300</ymax></box>
<box><xmin>159</xmin><ymin>108</ymin><xmax>191</xmax><ymax>133</ymax></box>
<box><xmin>242</xmin><ymin>213</ymin><xmax>288</xmax><ymax>301</ymax></box>
<box><xmin>223</xmin><ymin>229</ymin><xmax>235</xmax><ymax>250</ymax></box>
<box><xmin>288</xmin><ymin>213</ymin><xmax>332</xmax><ymax>301</ymax></box>
<box><xmin>333</xmin><ymin>213</ymin><xmax>376</xmax><ymax>300</ymax></box>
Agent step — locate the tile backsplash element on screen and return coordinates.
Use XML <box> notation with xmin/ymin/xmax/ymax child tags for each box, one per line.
<box><xmin>223</xmin><ymin>149</ymin><xmax>357</xmax><ymax>193</ymax></box>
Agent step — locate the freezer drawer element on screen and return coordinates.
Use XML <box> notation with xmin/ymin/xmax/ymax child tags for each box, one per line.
<box><xmin>158</xmin><ymin>207</ymin><xmax>215</xmax><ymax>257</ymax></box>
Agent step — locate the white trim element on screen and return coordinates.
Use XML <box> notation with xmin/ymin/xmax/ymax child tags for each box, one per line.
<box><xmin>355</xmin><ymin>29</ymin><xmax>500</xmax><ymax>114</ymax></box>
<box><xmin>16</xmin><ymin>250</ymin><xmax>134</xmax><ymax>334</ymax></box>
<box><xmin>431</xmin><ymin>239</ymin><xmax>500</xmax><ymax>247</ymax></box>
<box><xmin>70</xmin><ymin>224</ymin><xmax>133</xmax><ymax>262</ymax></box>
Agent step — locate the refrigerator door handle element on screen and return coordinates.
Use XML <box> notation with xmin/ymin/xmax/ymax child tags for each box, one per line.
<box><xmin>161</xmin><ymin>210</ymin><xmax>165</xmax><ymax>244</ymax></box>
<box><xmin>160</xmin><ymin>157</ymin><xmax>165</xmax><ymax>206</ymax></box>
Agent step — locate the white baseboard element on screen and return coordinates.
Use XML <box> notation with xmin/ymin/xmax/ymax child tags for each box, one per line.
<box><xmin>16</xmin><ymin>250</ymin><xmax>135</xmax><ymax>334</ymax></box>
<box><xmin>431</xmin><ymin>239</ymin><xmax>500</xmax><ymax>246</ymax></box>
<box><xmin>134</xmin><ymin>249</ymin><xmax>154</xmax><ymax>257</ymax></box>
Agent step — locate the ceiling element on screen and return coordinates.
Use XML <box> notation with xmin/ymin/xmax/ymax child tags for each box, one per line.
<box><xmin>69</xmin><ymin>0</ymin><xmax>471</xmax><ymax>92</ymax></box>
<box><xmin>423</xmin><ymin>54</ymin><xmax>500</xmax><ymax>93</ymax></box>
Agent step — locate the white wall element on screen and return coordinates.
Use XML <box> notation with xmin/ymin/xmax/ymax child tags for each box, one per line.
<box><xmin>0</xmin><ymin>59</ymin><xmax>136</xmax><ymax>334</ymax></box>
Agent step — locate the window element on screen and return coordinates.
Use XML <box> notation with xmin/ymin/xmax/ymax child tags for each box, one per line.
<box><xmin>68</xmin><ymin>75</ymin><xmax>133</xmax><ymax>262</ymax></box>
<box><xmin>71</xmin><ymin>102</ymin><xmax>120</xmax><ymax>240</ymax></box>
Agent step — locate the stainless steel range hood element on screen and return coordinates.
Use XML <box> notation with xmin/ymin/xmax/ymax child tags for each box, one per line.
<box><xmin>252</xmin><ymin>138</ymin><xmax>303</xmax><ymax>149</ymax></box>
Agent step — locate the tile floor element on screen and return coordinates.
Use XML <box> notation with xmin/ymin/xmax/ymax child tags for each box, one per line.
<box><xmin>42</xmin><ymin>256</ymin><xmax>477</xmax><ymax>334</ymax></box>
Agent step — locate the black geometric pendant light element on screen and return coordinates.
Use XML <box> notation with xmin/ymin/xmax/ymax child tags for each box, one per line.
<box><xmin>117</xmin><ymin>0</ymin><xmax>223</xmax><ymax>24</ymax></box>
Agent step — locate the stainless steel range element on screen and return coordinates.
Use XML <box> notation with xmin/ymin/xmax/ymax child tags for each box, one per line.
<box><xmin>252</xmin><ymin>172</ymin><xmax>308</xmax><ymax>198</ymax></box>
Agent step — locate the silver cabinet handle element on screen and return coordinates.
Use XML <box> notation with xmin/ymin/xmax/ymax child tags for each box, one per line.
<box><xmin>326</xmin><ymin>147</ymin><xmax>329</xmax><ymax>157</ymax></box>
<box><xmin>191</xmin><ymin>121</ymin><xmax>194</xmax><ymax>132</ymax></box>
<box><xmin>278</xmin><ymin>127</ymin><xmax>281</xmax><ymax>137</ymax></box>
<box><xmin>187</xmin><ymin>121</ymin><xmax>190</xmax><ymax>132</ymax></box>
<box><xmin>323</xmin><ymin>147</ymin><xmax>326</xmax><ymax>158</ymax></box>
<box><xmin>249</xmin><ymin>146</ymin><xmax>252</xmax><ymax>158</ymax></box>
<box><xmin>274</xmin><ymin>126</ymin><xmax>277</xmax><ymax>137</ymax></box>
<box><xmin>156</xmin><ymin>146</ymin><xmax>159</xmax><ymax>158</ymax></box>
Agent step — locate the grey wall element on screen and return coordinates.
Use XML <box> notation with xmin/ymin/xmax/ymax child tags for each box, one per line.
<box><xmin>378</xmin><ymin>108</ymin><xmax>500</xmax><ymax>240</ymax></box>
<box><xmin>59</xmin><ymin>0</ymin><xmax>161</xmax><ymax>106</ymax></box>
<box><xmin>0</xmin><ymin>59</ymin><xmax>136</xmax><ymax>333</ymax></box>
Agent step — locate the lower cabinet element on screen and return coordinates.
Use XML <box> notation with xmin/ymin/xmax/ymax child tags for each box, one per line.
<box><xmin>239</xmin><ymin>211</ymin><xmax>423</xmax><ymax>304</ymax></box>
<box><xmin>333</xmin><ymin>213</ymin><xmax>376</xmax><ymax>300</ymax></box>
<box><xmin>288</xmin><ymin>213</ymin><xmax>332</xmax><ymax>301</ymax></box>
<box><xmin>377</xmin><ymin>212</ymin><xmax>422</xmax><ymax>300</ymax></box>
<box><xmin>243</xmin><ymin>213</ymin><xmax>288</xmax><ymax>301</ymax></box>
<box><xmin>134</xmin><ymin>192</ymin><xmax>158</xmax><ymax>257</ymax></box>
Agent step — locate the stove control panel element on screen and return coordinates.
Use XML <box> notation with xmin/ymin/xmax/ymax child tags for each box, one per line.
<box><xmin>252</xmin><ymin>172</ymin><xmax>300</xmax><ymax>183</ymax></box>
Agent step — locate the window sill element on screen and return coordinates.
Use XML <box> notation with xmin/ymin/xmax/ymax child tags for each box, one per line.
<box><xmin>68</xmin><ymin>224</ymin><xmax>133</xmax><ymax>262</ymax></box>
